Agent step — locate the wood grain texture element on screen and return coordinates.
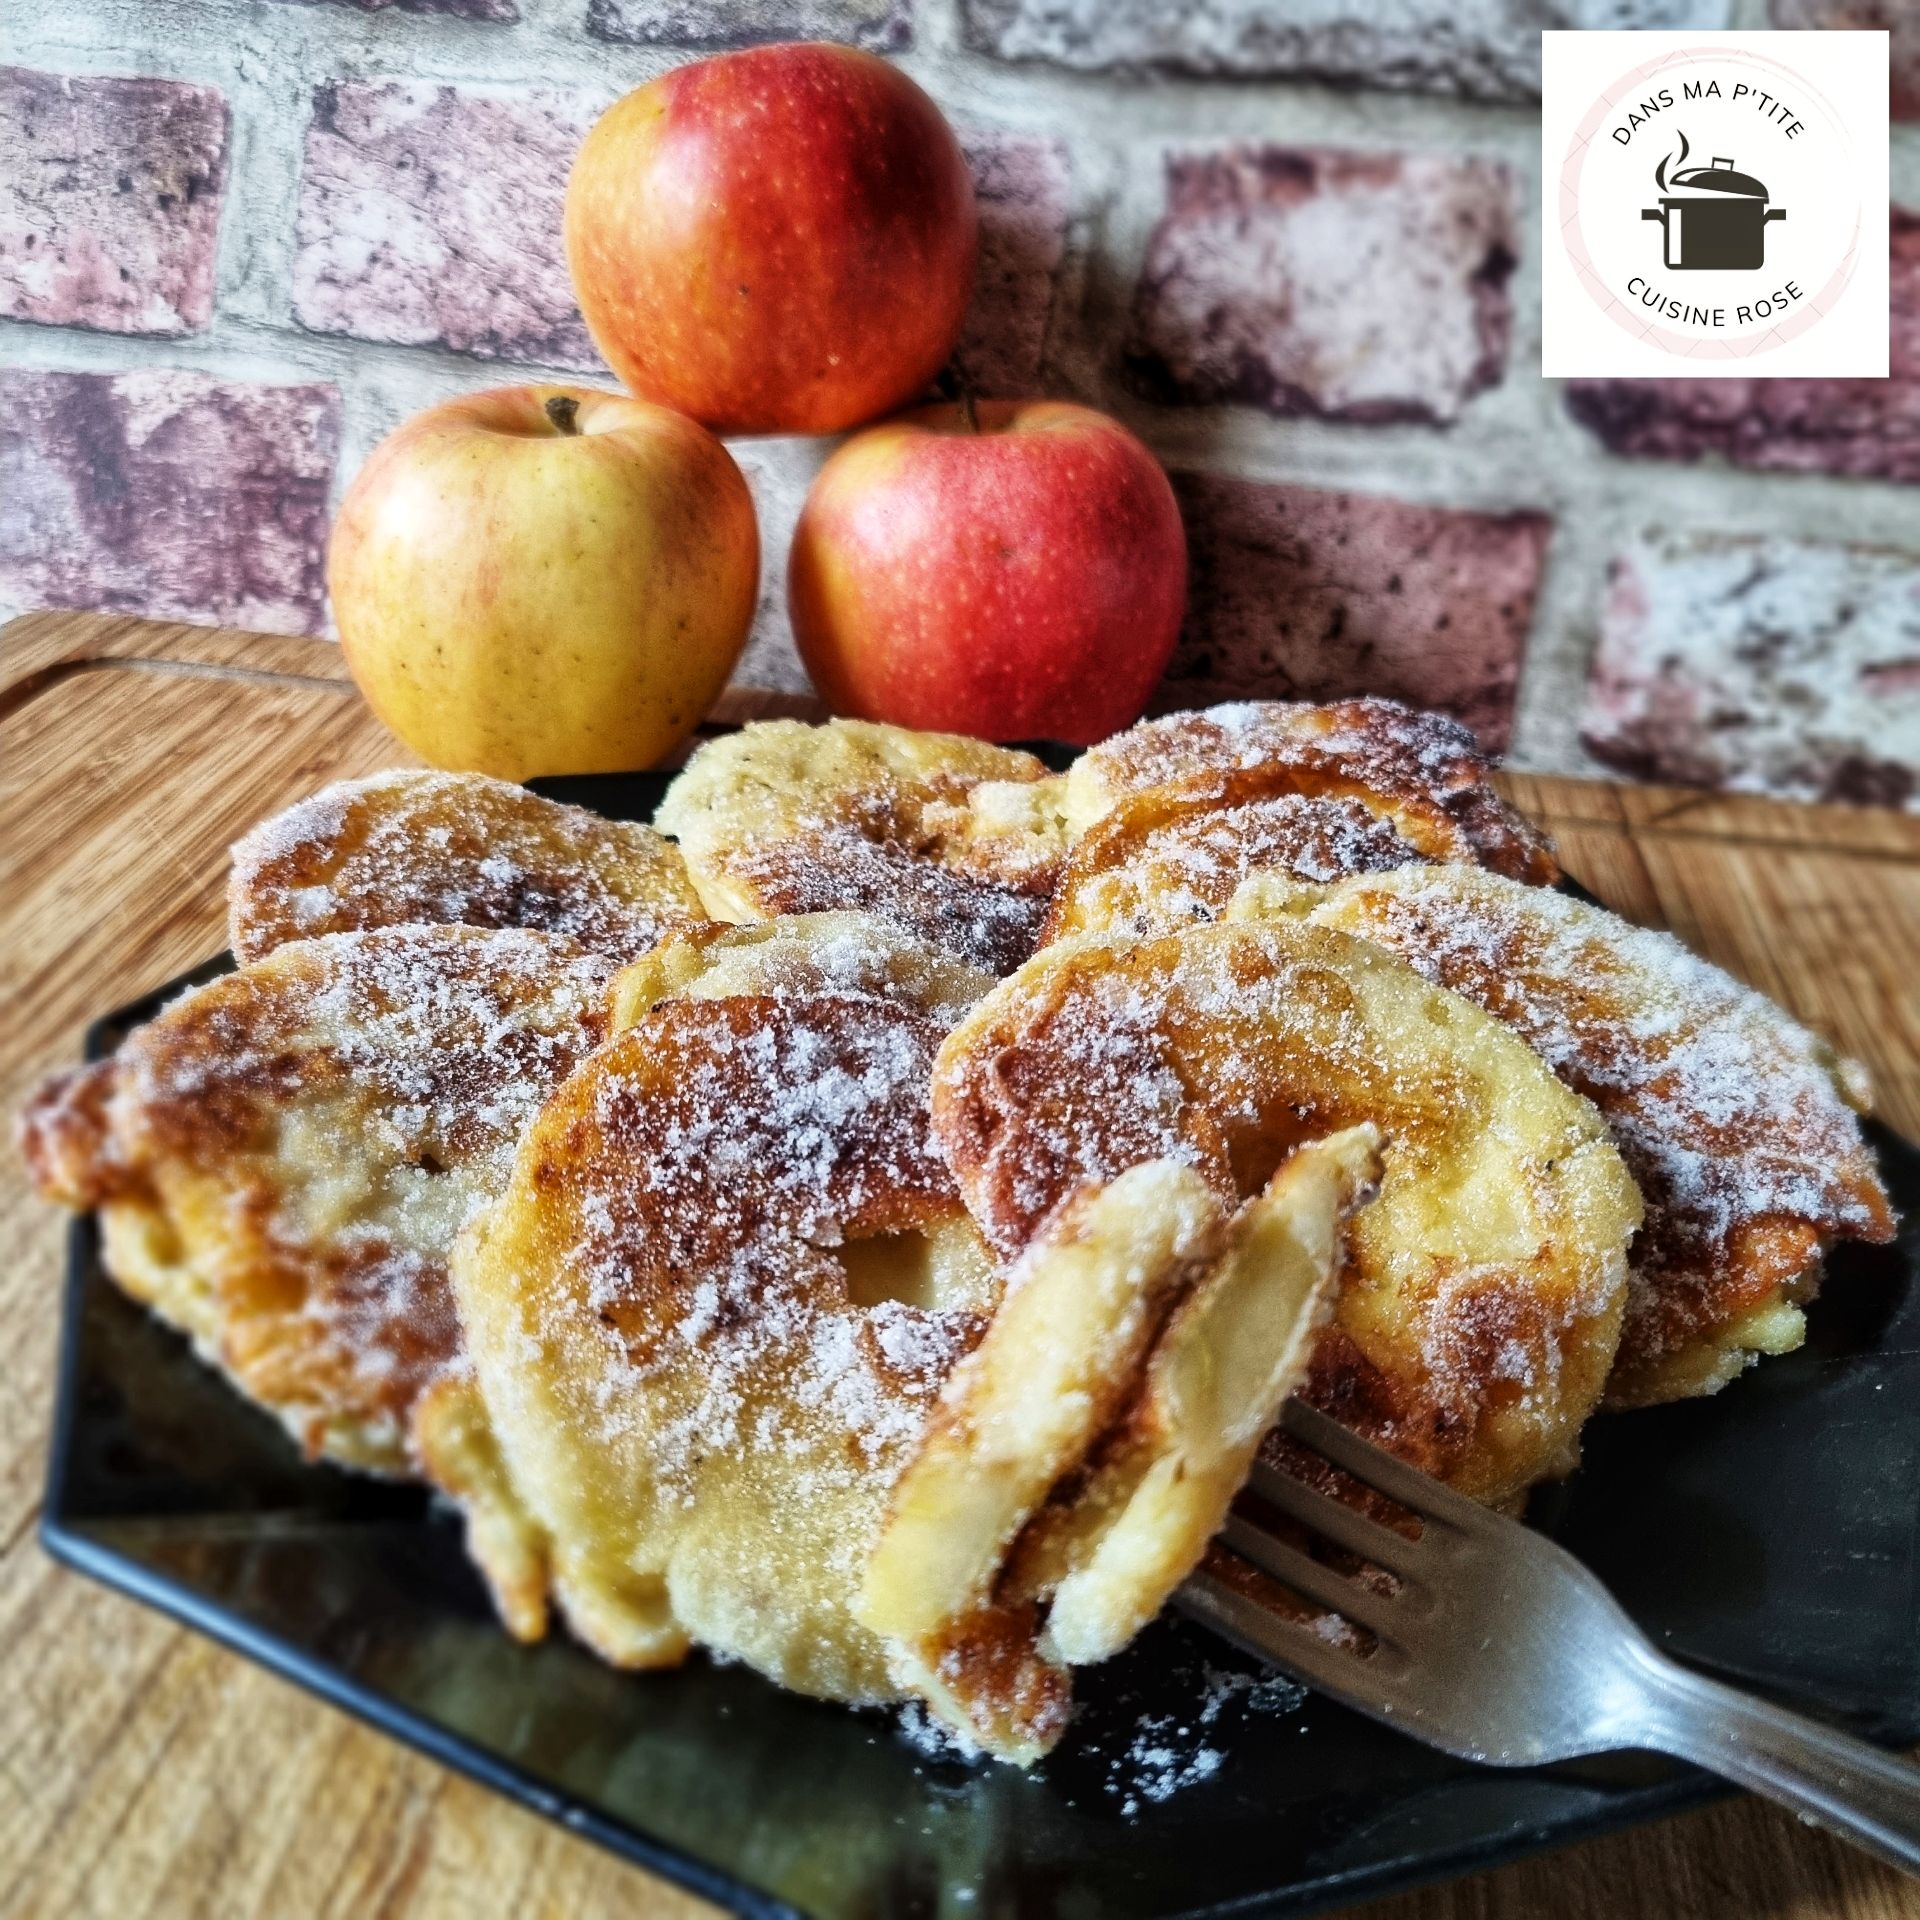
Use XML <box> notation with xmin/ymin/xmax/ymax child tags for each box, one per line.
<box><xmin>2</xmin><ymin>609</ymin><xmax>1915</xmax><ymax>1920</ymax></box>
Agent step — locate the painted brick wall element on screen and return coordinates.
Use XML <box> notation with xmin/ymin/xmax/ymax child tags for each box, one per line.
<box><xmin>1</xmin><ymin>0</ymin><xmax>1917</xmax><ymax>808</ymax></box>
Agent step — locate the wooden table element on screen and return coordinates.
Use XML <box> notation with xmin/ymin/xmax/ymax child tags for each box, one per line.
<box><xmin>2</xmin><ymin>608</ymin><xmax>1915</xmax><ymax>1920</ymax></box>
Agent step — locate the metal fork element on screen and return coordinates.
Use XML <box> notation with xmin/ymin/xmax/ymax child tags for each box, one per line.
<box><xmin>1178</xmin><ymin>1398</ymin><xmax>1920</xmax><ymax>1876</ymax></box>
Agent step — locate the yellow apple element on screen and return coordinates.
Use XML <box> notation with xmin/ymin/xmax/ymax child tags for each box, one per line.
<box><xmin>329</xmin><ymin>385</ymin><xmax>759</xmax><ymax>777</ymax></box>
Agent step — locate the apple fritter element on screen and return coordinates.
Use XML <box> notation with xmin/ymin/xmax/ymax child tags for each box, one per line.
<box><xmin>229</xmin><ymin>768</ymin><xmax>702</xmax><ymax>963</ymax></box>
<box><xmin>931</xmin><ymin>920</ymin><xmax>1642</xmax><ymax>1510</ymax></box>
<box><xmin>1063</xmin><ymin>698</ymin><xmax>1557</xmax><ymax>885</ymax></box>
<box><xmin>17</xmin><ymin>926</ymin><xmax>615</xmax><ymax>1634</ymax></box>
<box><xmin>655</xmin><ymin>719</ymin><xmax>1069</xmax><ymax>973</ymax></box>
<box><xmin>425</xmin><ymin>910</ymin><xmax>995</xmax><ymax>1650</ymax></box>
<box><xmin>450</xmin><ymin>989</ymin><xmax>1002</xmax><ymax>1699</ymax></box>
<box><xmin>607</xmin><ymin>910</ymin><xmax>994</xmax><ymax>1033</ymax></box>
<box><xmin>1238</xmin><ymin>865</ymin><xmax>1897</xmax><ymax>1406</ymax></box>
<box><xmin>859</xmin><ymin>1129</ymin><xmax>1379</xmax><ymax>1758</ymax></box>
<box><xmin>1044</xmin><ymin>763</ymin><xmax>1455</xmax><ymax>941</ymax></box>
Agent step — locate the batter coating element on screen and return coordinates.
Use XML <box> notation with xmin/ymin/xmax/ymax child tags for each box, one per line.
<box><xmin>656</xmin><ymin>719</ymin><xmax>1068</xmax><ymax>973</ymax></box>
<box><xmin>1063</xmin><ymin>698</ymin><xmax>1557</xmax><ymax>885</ymax></box>
<box><xmin>932</xmin><ymin>921</ymin><xmax>1642</xmax><ymax>1508</ymax></box>
<box><xmin>230</xmin><ymin>768</ymin><xmax>701</xmax><ymax>963</ymax></box>
<box><xmin>861</xmin><ymin>1129</ymin><xmax>1379</xmax><ymax>1756</ymax></box>
<box><xmin>18</xmin><ymin>926</ymin><xmax>614</xmax><ymax>1635</ymax></box>
<box><xmin>453</xmin><ymin>991</ymin><xmax>992</xmax><ymax>1691</ymax></box>
<box><xmin>1044</xmin><ymin>763</ymin><xmax>1451</xmax><ymax>941</ymax></box>
<box><xmin>445</xmin><ymin>910</ymin><xmax>999</xmax><ymax>1648</ymax></box>
<box><xmin>608</xmin><ymin>910</ymin><xmax>994</xmax><ymax>1034</ymax></box>
<box><xmin>1242</xmin><ymin>866</ymin><xmax>1896</xmax><ymax>1405</ymax></box>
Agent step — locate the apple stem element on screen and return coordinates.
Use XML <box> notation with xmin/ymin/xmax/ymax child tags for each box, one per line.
<box><xmin>544</xmin><ymin>394</ymin><xmax>582</xmax><ymax>435</ymax></box>
<box><xmin>958</xmin><ymin>385</ymin><xmax>979</xmax><ymax>434</ymax></box>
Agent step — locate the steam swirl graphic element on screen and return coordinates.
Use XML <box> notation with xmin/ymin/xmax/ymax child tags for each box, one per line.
<box><xmin>1654</xmin><ymin>129</ymin><xmax>1691</xmax><ymax>193</ymax></box>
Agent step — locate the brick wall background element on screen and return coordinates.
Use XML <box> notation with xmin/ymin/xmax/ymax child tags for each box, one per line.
<box><xmin>2</xmin><ymin>0</ymin><xmax>1916</xmax><ymax>804</ymax></box>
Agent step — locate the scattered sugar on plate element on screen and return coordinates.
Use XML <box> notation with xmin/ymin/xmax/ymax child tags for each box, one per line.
<box><xmin>892</xmin><ymin>1645</ymin><xmax>1307</xmax><ymax>1819</ymax></box>
<box><xmin>1100</xmin><ymin>1664</ymin><xmax>1307</xmax><ymax>1817</ymax></box>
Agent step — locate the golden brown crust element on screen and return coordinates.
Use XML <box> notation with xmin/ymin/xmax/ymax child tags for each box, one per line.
<box><xmin>461</xmin><ymin>966</ymin><xmax>1380</xmax><ymax>1760</ymax></box>
<box><xmin>229</xmin><ymin>769</ymin><xmax>701</xmax><ymax>964</ymax></box>
<box><xmin>1288</xmin><ymin>866</ymin><xmax>1895</xmax><ymax>1406</ymax></box>
<box><xmin>720</xmin><ymin>827</ymin><xmax>1051</xmax><ymax>976</ymax></box>
<box><xmin>17</xmin><ymin>1058</ymin><xmax>126</xmax><ymax>1209</ymax></box>
<box><xmin>1065</xmin><ymin>699</ymin><xmax>1558</xmax><ymax>886</ymax></box>
<box><xmin>606</xmin><ymin>911</ymin><xmax>994</xmax><ymax>1035</ymax></box>
<box><xmin>932</xmin><ymin>922</ymin><xmax>1641</xmax><ymax>1507</ymax></box>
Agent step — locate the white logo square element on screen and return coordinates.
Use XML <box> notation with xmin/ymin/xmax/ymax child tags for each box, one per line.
<box><xmin>1542</xmin><ymin>29</ymin><xmax>1891</xmax><ymax>378</ymax></box>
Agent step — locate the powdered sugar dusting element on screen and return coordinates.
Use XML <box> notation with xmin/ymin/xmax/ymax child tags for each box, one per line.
<box><xmin>1101</xmin><ymin>1663</ymin><xmax>1308</xmax><ymax>1815</ymax></box>
<box><xmin>230</xmin><ymin>769</ymin><xmax>698</xmax><ymax>963</ymax></box>
<box><xmin>937</xmin><ymin>920</ymin><xmax>1638</xmax><ymax>1492</ymax></box>
<box><xmin>892</xmin><ymin>1642</ymin><xmax>1307</xmax><ymax>1814</ymax></box>
<box><xmin>1066</xmin><ymin>792</ymin><xmax>1427</xmax><ymax>934</ymax></box>
<box><xmin>728</xmin><ymin>825</ymin><xmax>1049</xmax><ymax>976</ymax></box>
<box><xmin>1077</xmin><ymin>698</ymin><xmax>1554</xmax><ymax>882</ymax></box>
<box><xmin>111</xmin><ymin>925</ymin><xmax>614</xmax><ymax>1452</ymax></box>
<box><xmin>1314</xmin><ymin>869</ymin><xmax>1893</xmax><ymax>1380</ymax></box>
<box><xmin>660</xmin><ymin>721</ymin><xmax>1062</xmax><ymax>975</ymax></box>
<box><xmin>547</xmin><ymin>993</ymin><xmax>985</xmax><ymax>1500</ymax></box>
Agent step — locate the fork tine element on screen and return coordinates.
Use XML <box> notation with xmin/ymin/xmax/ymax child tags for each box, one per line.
<box><xmin>1176</xmin><ymin>1567</ymin><xmax>1404</xmax><ymax>1706</ymax></box>
<box><xmin>1214</xmin><ymin>1515</ymin><xmax>1407</xmax><ymax>1641</ymax></box>
<box><xmin>1243</xmin><ymin>1459</ymin><xmax>1426</xmax><ymax>1574</ymax></box>
<box><xmin>1279</xmin><ymin>1399</ymin><xmax>1489</xmax><ymax>1529</ymax></box>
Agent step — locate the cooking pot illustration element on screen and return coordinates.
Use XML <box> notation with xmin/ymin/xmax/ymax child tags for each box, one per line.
<box><xmin>1642</xmin><ymin>144</ymin><xmax>1785</xmax><ymax>271</ymax></box>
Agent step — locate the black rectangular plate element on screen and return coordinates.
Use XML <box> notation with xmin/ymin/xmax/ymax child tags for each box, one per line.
<box><xmin>41</xmin><ymin>768</ymin><xmax>1920</xmax><ymax>1920</ymax></box>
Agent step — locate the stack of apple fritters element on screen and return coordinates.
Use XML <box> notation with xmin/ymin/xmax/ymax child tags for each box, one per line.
<box><xmin>19</xmin><ymin>702</ymin><xmax>1893</xmax><ymax>1762</ymax></box>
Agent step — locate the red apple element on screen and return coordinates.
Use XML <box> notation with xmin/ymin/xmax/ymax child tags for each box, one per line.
<box><xmin>329</xmin><ymin>385</ymin><xmax>758</xmax><ymax>778</ymax></box>
<box><xmin>789</xmin><ymin>401</ymin><xmax>1188</xmax><ymax>745</ymax></box>
<box><xmin>565</xmin><ymin>44</ymin><xmax>978</xmax><ymax>436</ymax></box>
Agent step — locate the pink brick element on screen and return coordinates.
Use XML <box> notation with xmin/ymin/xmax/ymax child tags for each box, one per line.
<box><xmin>277</xmin><ymin>0</ymin><xmax>517</xmax><ymax>15</ymax></box>
<box><xmin>1584</xmin><ymin>531</ymin><xmax>1920</xmax><ymax>809</ymax></box>
<box><xmin>292</xmin><ymin>82</ymin><xmax>601</xmax><ymax>370</ymax></box>
<box><xmin>1565</xmin><ymin>210</ymin><xmax>1920</xmax><ymax>485</ymax></box>
<box><xmin>1769</xmin><ymin>1</ymin><xmax>1920</xmax><ymax>119</ymax></box>
<box><xmin>1126</xmin><ymin>147</ymin><xmax>1515</xmax><ymax>425</ymax></box>
<box><xmin>1162</xmin><ymin>474</ymin><xmax>1546</xmax><ymax>750</ymax></box>
<box><xmin>962</xmin><ymin>0</ymin><xmax>1731</xmax><ymax>100</ymax></box>
<box><xmin>952</xmin><ymin>132</ymin><xmax>1071</xmax><ymax>398</ymax></box>
<box><xmin>0</xmin><ymin>68</ymin><xmax>227</xmax><ymax>336</ymax></box>
<box><xmin>0</xmin><ymin>369</ymin><xmax>339</xmax><ymax>636</ymax></box>
<box><xmin>588</xmin><ymin>0</ymin><xmax>908</xmax><ymax>47</ymax></box>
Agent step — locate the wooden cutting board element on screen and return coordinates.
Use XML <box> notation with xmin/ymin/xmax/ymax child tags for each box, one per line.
<box><xmin>1</xmin><ymin>607</ymin><xmax>1915</xmax><ymax>1920</ymax></box>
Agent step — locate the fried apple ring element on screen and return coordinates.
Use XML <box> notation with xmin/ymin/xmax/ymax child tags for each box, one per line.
<box><xmin>1043</xmin><ymin>763</ymin><xmax>1449</xmax><ymax>940</ymax></box>
<box><xmin>656</xmin><ymin>719</ymin><xmax>1068</xmax><ymax>973</ymax></box>
<box><xmin>450</xmin><ymin>990</ymin><xmax>1001</xmax><ymax>1696</ymax></box>
<box><xmin>17</xmin><ymin>927</ymin><xmax>614</xmax><ymax>1638</ymax></box>
<box><xmin>229</xmin><ymin>768</ymin><xmax>701</xmax><ymax>963</ymax></box>
<box><xmin>18</xmin><ymin>929</ymin><xmax>613</xmax><ymax>1465</ymax></box>
<box><xmin>1239</xmin><ymin>865</ymin><xmax>1897</xmax><ymax>1406</ymax></box>
<box><xmin>1064</xmin><ymin>698</ymin><xmax>1557</xmax><ymax>885</ymax></box>
<box><xmin>931</xmin><ymin>921</ymin><xmax>1642</xmax><ymax>1508</ymax></box>
<box><xmin>860</xmin><ymin>1127</ymin><xmax>1380</xmax><ymax>1757</ymax></box>
<box><xmin>429</xmin><ymin>909</ymin><xmax>996</xmax><ymax>1649</ymax></box>
<box><xmin>607</xmin><ymin>909</ymin><xmax>994</xmax><ymax>1033</ymax></box>
<box><xmin>453</xmin><ymin>921</ymin><xmax>1373</xmax><ymax>1759</ymax></box>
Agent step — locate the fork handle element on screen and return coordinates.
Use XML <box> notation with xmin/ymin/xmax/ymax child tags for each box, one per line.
<box><xmin>1633</xmin><ymin>1650</ymin><xmax>1920</xmax><ymax>1876</ymax></box>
